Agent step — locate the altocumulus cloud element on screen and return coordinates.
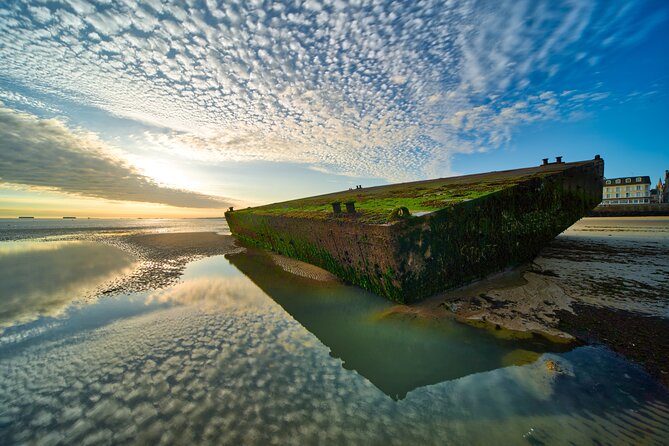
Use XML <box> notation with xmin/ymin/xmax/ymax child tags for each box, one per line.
<box><xmin>0</xmin><ymin>0</ymin><xmax>665</xmax><ymax>180</ymax></box>
<box><xmin>0</xmin><ymin>106</ymin><xmax>232</xmax><ymax>208</ymax></box>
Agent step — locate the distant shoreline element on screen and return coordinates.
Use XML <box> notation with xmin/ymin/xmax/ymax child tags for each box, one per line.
<box><xmin>589</xmin><ymin>203</ymin><xmax>669</xmax><ymax>217</ymax></box>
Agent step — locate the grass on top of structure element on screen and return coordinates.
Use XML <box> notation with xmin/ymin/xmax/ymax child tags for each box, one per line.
<box><xmin>234</xmin><ymin>169</ymin><xmax>556</xmax><ymax>224</ymax></box>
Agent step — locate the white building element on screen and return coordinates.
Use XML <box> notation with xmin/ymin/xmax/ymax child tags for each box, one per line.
<box><xmin>601</xmin><ymin>176</ymin><xmax>651</xmax><ymax>205</ymax></box>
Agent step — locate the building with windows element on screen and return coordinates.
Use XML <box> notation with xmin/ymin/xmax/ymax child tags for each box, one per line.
<box><xmin>651</xmin><ymin>187</ymin><xmax>659</xmax><ymax>203</ymax></box>
<box><xmin>601</xmin><ymin>176</ymin><xmax>651</xmax><ymax>205</ymax></box>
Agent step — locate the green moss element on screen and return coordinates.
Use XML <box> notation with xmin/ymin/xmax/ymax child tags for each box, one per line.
<box><xmin>388</xmin><ymin>207</ymin><xmax>411</xmax><ymax>220</ymax></box>
<box><xmin>232</xmin><ymin>172</ymin><xmax>552</xmax><ymax>224</ymax></box>
<box><xmin>387</xmin><ymin>176</ymin><xmax>598</xmax><ymax>302</ymax></box>
<box><xmin>227</xmin><ymin>212</ymin><xmax>406</xmax><ymax>301</ymax></box>
<box><xmin>226</xmin><ymin>160</ymin><xmax>603</xmax><ymax>303</ymax></box>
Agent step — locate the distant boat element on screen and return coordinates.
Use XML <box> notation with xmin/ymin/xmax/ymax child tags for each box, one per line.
<box><xmin>18</xmin><ymin>216</ymin><xmax>34</xmax><ymax>219</ymax></box>
<box><xmin>62</xmin><ymin>216</ymin><xmax>76</xmax><ymax>219</ymax></box>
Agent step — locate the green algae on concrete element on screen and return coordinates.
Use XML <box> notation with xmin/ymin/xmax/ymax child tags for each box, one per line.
<box><xmin>225</xmin><ymin>157</ymin><xmax>604</xmax><ymax>303</ymax></box>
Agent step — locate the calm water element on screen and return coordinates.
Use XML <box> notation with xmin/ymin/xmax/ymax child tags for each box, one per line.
<box><xmin>1</xmin><ymin>220</ymin><xmax>669</xmax><ymax>445</ymax></box>
<box><xmin>0</xmin><ymin>217</ymin><xmax>230</xmax><ymax>241</ymax></box>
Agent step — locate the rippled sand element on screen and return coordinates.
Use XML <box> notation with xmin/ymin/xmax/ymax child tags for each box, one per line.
<box><xmin>270</xmin><ymin>253</ymin><xmax>340</xmax><ymax>282</ymax></box>
<box><xmin>100</xmin><ymin>231</ymin><xmax>243</xmax><ymax>294</ymax></box>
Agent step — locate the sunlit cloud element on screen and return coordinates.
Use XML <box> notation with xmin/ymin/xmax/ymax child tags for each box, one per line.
<box><xmin>0</xmin><ymin>88</ymin><xmax>61</xmax><ymax>114</ymax></box>
<box><xmin>0</xmin><ymin>106</ymin><xmax>234</xmax><ymax>208</ymax></box>
<box><xmin>0</xmin><ymin>0</ymin><xmax>663</xmax><ymax>182</ymax></box>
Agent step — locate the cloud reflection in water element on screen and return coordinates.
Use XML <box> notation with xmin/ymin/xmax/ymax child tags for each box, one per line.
<box><xmin>147</xmin><ymin>276</ymin><xmax>276</xmax><ymax>313</ymax></box>
<box><xmin>1</xmin><ymin>303</ymin><xmax>667</xmax><ymax>445</ymax></box>
<box><xmin>0</xmin><ymin>240</ymin><xmax>136</xmax><ymax>329</ymax></box>
<box><xmin>0</xmin><ymin>253</ymin><xmax>668</xmax><ymax>444</ymax></box>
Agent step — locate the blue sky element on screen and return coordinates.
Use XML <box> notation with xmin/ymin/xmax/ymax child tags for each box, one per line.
<box><xmin>0</xmin><ymin>0</ymin><xmax>667</xmax><ymax>216</ymax></box>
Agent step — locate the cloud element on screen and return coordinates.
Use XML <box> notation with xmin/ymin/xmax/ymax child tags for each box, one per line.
<box><xmin>0</xmin><ymin>88</ymin><xmax>61</xmax><ymax>113</ymax></box>
<box><xmin>0</xmin><ymin>106</ymin><xmax>234</xmax><ymax>208</ymax></box>
<box><xmin>0</xmin><ymin>0</ymin><xmax>664</xmax><ymax>181</ymax></box>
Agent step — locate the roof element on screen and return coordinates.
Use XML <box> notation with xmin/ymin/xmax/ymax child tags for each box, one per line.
<box><xmin>604</xmin><ymin>176</ymin><xmax>650</xmax><ymax>185</ymax></box>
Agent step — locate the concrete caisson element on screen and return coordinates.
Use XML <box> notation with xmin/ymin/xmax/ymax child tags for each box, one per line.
<box><xmin>226</xmin><ymin>157</ymin><xmax>604</xmax><ymax>303</ymax></box>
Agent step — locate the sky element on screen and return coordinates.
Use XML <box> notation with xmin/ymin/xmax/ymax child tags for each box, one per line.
<box><xmin>0</xmin><ymin>0</ymin><xmax>667</xmax><ymax>218</ymax></box>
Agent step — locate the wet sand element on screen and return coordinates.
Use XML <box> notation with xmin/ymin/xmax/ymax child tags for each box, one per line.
<box><xmin>269</xmin><ymin>253</ymin><xmax>340</xmax><ymax>282</ymax></box>
<box><xmin>47</xmin><ymin>218</ymin><xmax>667</xmax><ymax>386</ymax></box>
<box><xmin>99</xmin><ymin>232</ymin><xmax>242</xmax><ymax>294</ymax></box>
<box><xmin>387</xmin><ymin>217</ymin><xmax>669</xmax><ymax>386</ymax></box>
<box><xmin>557</xmin><ymin>304</ymin><xmax>669</xmax><ymax>386</ymax></box>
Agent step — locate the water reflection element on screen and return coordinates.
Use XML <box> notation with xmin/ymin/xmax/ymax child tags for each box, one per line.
<box><xmin>148</xmin><ymin>277</ymin><xmax>274</xmax><ymax>312</ymax></box>
<box><xmin>0</xmin><ymin>240</ymin><xmax>136</xmax><ymax>329</ymax></box>
<box><xmin>226</xmin><ymin>248</ymin><xmax>572</xmax><ymax>399</ymax></box>
<box><xmin>1</xmin><ymin>251</ymin><xmax>668</xmax><ymax>445</ymax></box>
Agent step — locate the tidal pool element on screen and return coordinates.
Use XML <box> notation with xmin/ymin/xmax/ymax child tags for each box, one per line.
<box><xmin>0</xmin><ymin>240</ymin><xmax>136</xmax><ymax>330</ymax></box>
<box><xmin>1</xmin><ymin>243</ymin><xmax>668</xmax><ymax>445</ymax></box>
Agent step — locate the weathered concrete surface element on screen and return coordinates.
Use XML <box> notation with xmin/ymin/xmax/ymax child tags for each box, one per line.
<box><xmin>226</xmin><ymin>157</ymin><xmax>604</xmax><ymax>303</ymax></box>
<box><xmin>589</xmin><ymin>203</ymin><xmax>669</xmax><ymax>217</ymax></box>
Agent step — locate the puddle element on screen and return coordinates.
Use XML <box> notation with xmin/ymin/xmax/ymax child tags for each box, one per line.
<box><xmin>1</xmin><ymin>242</ymin><xmax>668</xmax><ymax>445</ymax></box>
<box><xmin>0</xmin><ymin>240</ymin><xmax>136</xmax><ymax>329</ymax></box>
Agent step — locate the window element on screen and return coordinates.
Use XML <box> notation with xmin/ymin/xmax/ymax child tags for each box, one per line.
<box><xmin>636</xmin><ymin>177</ymin><xmax>642</xmax><ymax>182</ymax></box>
<box><xmin>626</xmin><ymin>193</ymin><xmax>630</xmax><ymax>197</ymax></box>
<box><xmin>606</xmin><ymin>180</ymin><xmax>611</xmax><ymax>185</ymax></box>
<box><xmin>637</xmin><ymin>185</ymin><xmax>641</xmax><ymax>190</ymax></box>
<box><xmin>606</xmin><ymin>194</ymin><xmax>611</xmax><ymax>198</ymax></box>
<box><xmin>615</xmin><ymin>193</ymin><xmax>620</xmax><ymax>198</ymax></box>
<box><xmin>625</xmin><ymin>178</ymin><xmax>631</xmax><ymax>183</ymax></box>
<box><xmin>615</xmin><ymin>179</ymin><xmax>621</xmax><ymax>184</ymax></box>
<box><xmin>616</xmin><ymin>187</ymin><xmax>620</xmax><ymax>192</ymax></box>
<box><xmin>626</xmin><ymin>186</ymin><xmax>630</xmax><ymax>192</ymax></box>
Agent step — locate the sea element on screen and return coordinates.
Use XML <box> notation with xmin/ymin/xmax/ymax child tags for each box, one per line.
<box><xmin>0</xmin><ymin>217</ymin><xmax>668</xmax><ymax>445</ymax></box>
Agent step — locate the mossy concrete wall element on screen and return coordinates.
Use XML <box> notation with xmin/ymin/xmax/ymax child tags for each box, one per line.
<box><xmin>226</xmin><ymin>159</ymin><xmax>604</xmax><ymax>303</ymax></box>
